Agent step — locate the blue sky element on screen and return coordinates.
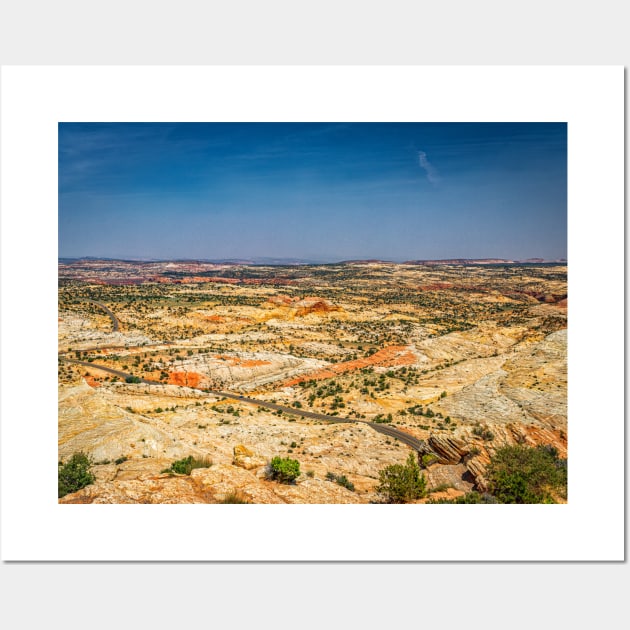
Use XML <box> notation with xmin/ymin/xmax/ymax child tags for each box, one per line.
<box><xmin>58</xmin><ymin>122</ymin><xmax>567</xmax><ymax>261</ymax></box>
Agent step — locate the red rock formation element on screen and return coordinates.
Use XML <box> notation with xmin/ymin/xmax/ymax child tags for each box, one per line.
<box><xmin>167</xmin><ymin>371</ymin><xmax>203</xmax><ymax>388</ymax></box>
<box><xmin>284</xmin><ymin>345</ymin><xmax>417</xmax><ymax>386</ymax></box>
<box><xmin>262</xmin><ymin>295</ymin><xmax>341</xmax><ymax>316</ymax></box>
<box><xmin>215</xmin><ymin>355</ymin><xmax>271</xmax><ymax>367</ymax></box>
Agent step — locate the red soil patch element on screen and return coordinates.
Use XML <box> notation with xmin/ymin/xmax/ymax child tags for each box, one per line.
<box><xmin>284</xmin><ymin>345</ymin><xmax>416</xmax><ymax>386</ymax></box>
<box><xmin>205</xmin><ymin>315</ymin><xmax>226</xmax><ymax>323</ymax></box>
<box><xmin>84</xmin><ymin>376</ymin><xmax>102</xmax><ymax>388</ymax></box>
<box><xmin>167</xmin><ymin>371</ymin><xmax>203</xmax><ymax>388</ymax></box>
<box><xmin>239</xmin><ymin>359</ymin><xmax>271</xmax><ymax>367</ymax></box>
<box><xmin>507</xmin><ymin>424</ymin><xmax>567</xmax><ymax>459</ymax></box>
<box><xmin>215</xmin><ymin>355</ymin><xmax>271</xmax><ymax>367</ymax></box>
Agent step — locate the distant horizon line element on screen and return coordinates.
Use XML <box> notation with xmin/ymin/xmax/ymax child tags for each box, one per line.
<box><xmin>59</xmin><ymin>255</ymin><xmax>568</xmax><ymax>265</ymax></box>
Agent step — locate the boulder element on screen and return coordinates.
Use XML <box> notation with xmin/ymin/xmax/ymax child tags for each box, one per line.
<box><xmin>232</xmin><ymin>444</ymin><xmax>266</xmax><ymax>470</ymax></box>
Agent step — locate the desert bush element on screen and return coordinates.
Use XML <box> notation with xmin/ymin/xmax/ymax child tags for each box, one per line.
<box><xmin>334</xmin><ymin>474</ymin><xmax>355</xmax><ymax>492</ymax></box>
<box><xmin>421</xmin><ymin>453</ymin><xmax>439</xmax><ymax>468</ymax></box>
<box><xmin>472</xmin><ymin>425</ymin><xmax>495</xmax><ymax>441</ymax></box>
<box><xmin>486</xmin><ymin>444</ymin><xmax>567</xmax><ymax>503</ymax></box>
<box><xmin>326</xmin><ymin>471</ymin><xmax>355</xmax><ymax>491</ymax></box>
<box><xmin>268</xmin><ymin>456</ymin><xmax>300</xmax><ymax>483</ymax></box>
<box><xmin>58</xmin><ymin>452</ymin><xmax>95</xmax><ymax>498</ymax></box>
<box><xmin>220</xmin><ymin>490</ymin><xmax>251</xmax><ymax>504</ymax></box>
<box><xmin>162</xmin><ymin>455</ymin><xmax>212</xmax><ymax>475</ymax></box>
<box><xmin>376</xmin><ymin>453</ymin><xmax>427</xmax><ymax>503</ymax></box>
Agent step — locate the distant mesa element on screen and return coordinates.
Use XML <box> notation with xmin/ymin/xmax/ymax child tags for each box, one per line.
<box><xmin>404</xmin><ymin>258</ymin><xmax>566</xmax><ymax>266</ymax></box>
<box><xmin>404</xmin><ymin>258</ymin><xmax>515</xmax><ymax>265</ymax></box>
<box><xmin>338</xmin><ymin>259</ymin><xmax>393</xmax><ymax>265</ymax></box>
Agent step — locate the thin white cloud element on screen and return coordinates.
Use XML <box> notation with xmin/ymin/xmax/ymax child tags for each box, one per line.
<box><xmin>418</xmin><ymin>150</ymin><xmax>440</xmax><ymax>185</ymax></box>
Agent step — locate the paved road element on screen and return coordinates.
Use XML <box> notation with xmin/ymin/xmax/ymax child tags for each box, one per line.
<box><xmin>61</xmin><ymin>358</ymin><xmax>157</xmax><ymax>383</ymax></box>
<box><xmin>60</xmin><ymin>358</ymin><xmax>424</xmax><ymax>451</ymax></box>
<box><xmin>85</xmin><ymin>299</ymin><xmax>119</xmax><ymax>331</ymax></box>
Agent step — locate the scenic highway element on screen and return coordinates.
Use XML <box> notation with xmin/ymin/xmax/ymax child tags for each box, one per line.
<box><xmin>60</xmin><ymin>358</ymin><xmax>425</xmax><ymax>451</ymax></box>
<box><xmin>85</xmin><ymin>299</ymin><xmax>120</xmax><ymax>331</ymax></box>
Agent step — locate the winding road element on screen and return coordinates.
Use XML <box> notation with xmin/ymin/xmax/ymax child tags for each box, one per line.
<box><xmin>60</xmin><ymin>358</ymin><xmax>426</xmax><ymax>451</ymax></box>
<box><xmin>60</xmin><ymin>306</ymin><xmax>426</xmax><ymax>452</ymax></box>
<box><xmin>85</xmin><ymin>299</ymin><xmax>119</xmax><ymax>331</ymax></box>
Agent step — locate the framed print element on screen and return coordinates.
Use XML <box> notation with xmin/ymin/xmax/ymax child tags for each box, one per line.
<box><xmin>0</xmin><ymin>65</ymin><xmax>624</xmax><ymax>560</ymax></box>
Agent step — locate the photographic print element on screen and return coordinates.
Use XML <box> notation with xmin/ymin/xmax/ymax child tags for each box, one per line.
<box><xmin>57</xmin><ymin>121</ymin><xmax>568</xmax><ymax>505</ymax></box>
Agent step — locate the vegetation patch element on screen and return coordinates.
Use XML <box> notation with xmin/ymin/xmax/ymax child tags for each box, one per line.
<box><xmin>58</xmin><ymin>452</ymin><xmax>95</xmax><ymax>498</ymax></box>
<box><xmin>220</xmin><ymin>490</ymin><xmax>251</xmax><ymax>504</ymax></box>
<box><xmin>376</xmin><ymin>453</ymin><xmax>427</xmax><ymax>503</ymax></box>
<box><xmin>326</xmin><ymin>471</ymin><xmax>355</xmax><ymax>491</ymax></box>
<box><xmin>268</xmin><ymin>456</ymin><xmax>301</xmax><ymax>483</ymax></box>
<box><xmin>161</xmin><ymin>455</ymin><xmax>213</xmax><ymax>475</ymax></box>
<box><xmin>431</xmin><ymin>445</ymin><xmax>567</xmax><ymax>503</ymax></box>
<box><xmin>486</xmin><ymin>444</ymin><xmax>567</xmax><ymax>503</ymax></box>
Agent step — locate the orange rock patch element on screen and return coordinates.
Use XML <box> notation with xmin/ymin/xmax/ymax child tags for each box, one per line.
<box><xmin>284</xmin><ymin>345</ymin><xmax>416</xmax><ymax>386</ymax></box>
<box><xmin>294</xmin><ymin>299</ymin><xmax>339</xmax><ymax>316</ymax></box>
<box><xmin>84</xmin><ymin>375</ymin><xmax>102</xmax><ymax>388</ymax></box>
<box><xmin>262</xmin><ymin>295</ymin><xmax>342</xmax><ymax>317</ymax></box>
<box><xmin>506</xmin><ymin>424</ymin><xmax>567</xmax><ymax>459</ymax></box>
<box><xmin>205</xmin><ymin>315</ymin><xmax>226</xmax><ymax>323</ymax></box>
<box><xmin>215</xmin><ymin>355</ymin><xmax>271</xmax><ymax>367</ymax></box>
<box><xmin>167</xmin><ymin>371</ymin><xmax>203</xmax><ymax>388</ymax></box>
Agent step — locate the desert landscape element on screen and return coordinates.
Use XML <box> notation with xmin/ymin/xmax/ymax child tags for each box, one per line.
<box><xmin>58</xmin><ymin>258</ymin><xmax>567</xmax><ymax>503</ymax></box>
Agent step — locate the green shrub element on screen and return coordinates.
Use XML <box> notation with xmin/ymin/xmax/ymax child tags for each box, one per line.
<box><xmin>220</xmin><ymin>490</ymin><xmax>251</xmax><ymax>504</ymax></box>
<box><xmin>373</xmin><ymin>414</ymin><xmax>391</xmax><ymax>424</ymax></box>
<box><xmin>326</xmin><ymin>471</ymin><xmax>355</xmax><ymax>491</ymax></box>
<box><xmin>269</xmin><ymin>456</ymin><xmax>300</xmax><ymax>483</ymax></box>
<box><xmin>335</xmin><ymin>474</ymin><xmax>355</xmax><ymax>492</ymax></box>
<box><xmin>376</xmin><ymin>453</ymin><xmax>427</xmax><ymax>503</ymax></box>
<box><xmin>114</xmin><ymin>455</ymin><xmax>128</xmax><ymax>465</ymax></box>
<box><xmin>472</xmin><ymin>425</ymin><xmax>495</xmax><ymax>441</ymax></box>
<box><xmin>486</xmin><ymin>444</ymin><xmax>567</xmax><ymax>503</ymax></box>
<box><xmin>421</xmin><ymin>453</ymin><xmax>439</xmax><ymax>468</ymax></box>
<box><xmin>58</xmin><ymin>452</ymin><xmax>95</xmax><ymax>498</ymax></box>
<box><xmin>125</xmin><ymin>376</ymin><xmax>142</xmax><ymax>383</ymax></box>
<box><xmin>162</xmin><ymin>455</ymin><xmax>212</xmax><ymax>475</ymax></box>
